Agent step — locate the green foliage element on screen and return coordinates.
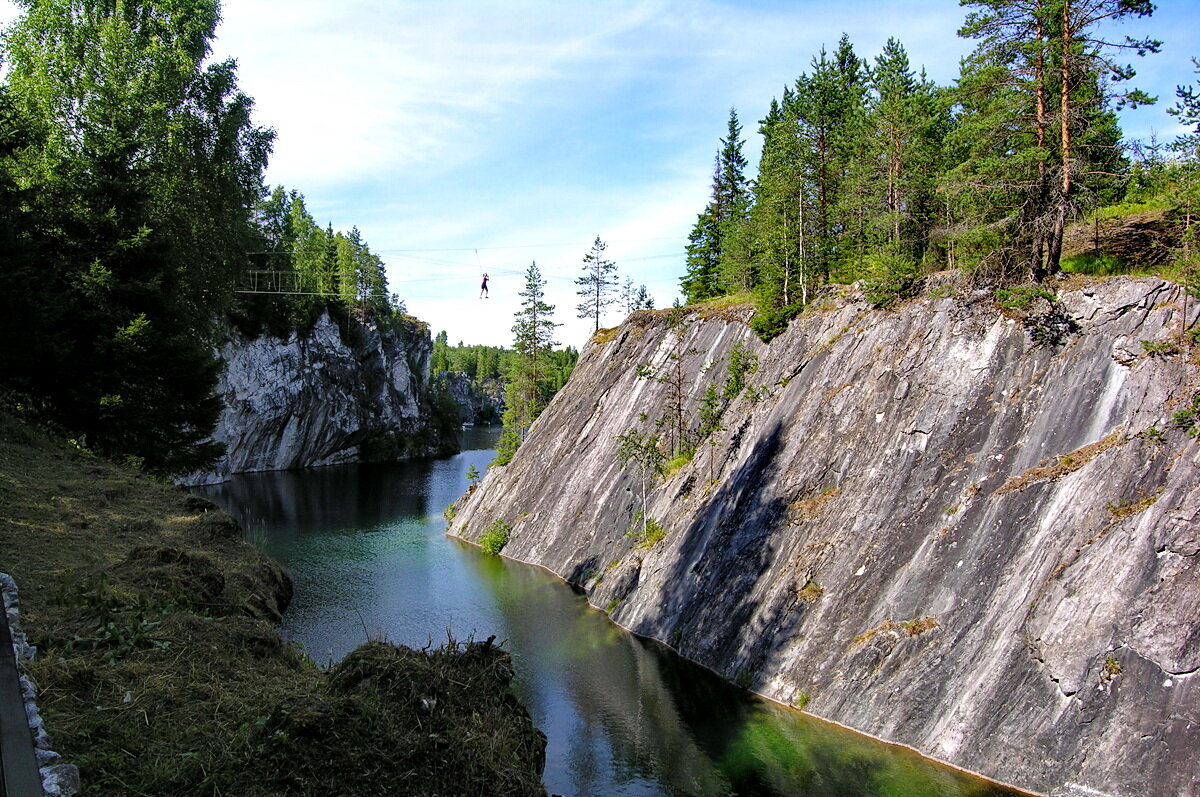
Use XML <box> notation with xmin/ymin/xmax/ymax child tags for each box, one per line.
<box><xmin>495</xmin><ymin>262</ymin><xmax>563</xmax><ymax>463</ymax></box>
<box><xmin>663</xmin><ymin>448</ymin><xmax>694</xmax><ymax>476</ymax></box>
<box><xmin>723</xmin><ymin>343</ymin><xmax>759</xmax><ymax>401</ymax></box>
<box><xmin>479</xmin><ymin>519</ymin><xmax>511</xmax><ymax>556</ymax></box>
<box><xmin>1141</xmin><ymin>339</ymin><xmax>1179</xmax><ymax>357</ymax></box>
<box><xmin>0</xmin><ymin>0</ymin><xmax>274</xmax><ymax>473</ymax></box>
<box><xmin>466</xmin><ymin>463</ymin><xmax>480</xmax><ymax>485</ymax></box>
<box><xmin>626</xmin><ymin>512</ymin><xmax>666</xmax><ymax>549</ymax></box>
<box><xmin>682</xmin><ymin>109</ymin><xmax>751</xmax><ymax>302</ymax></box>
<box><xmin>994</xmin><ymin>286</ymin><xmax>1057</xmax><ymax>311</ymax></box>
<box><xmin>750</xmin><ymin>303</ymin><xmax>802</xmax><ymax>342</ymax></box>
<box><xmin>576</xmin><ymin>236</ymin><xmax>619</xmax><ymax>332</ymax></box>
<box><xmin>676</xmin><ymin>5</ymin><xmax>1169</xmax><ymax>307</ymax></box>
<box><xmin>58</xmin><ymin>576</ymin><xmax>171</xmax><ymax>664</ymax></box>
<box><xmin>492</xmin><ymin>428</ymin><xmax>521</xmax><ymax>466</ymax></box>
<box><xmin>860</xmin><ymin>250</ymin><xmax>920</xmax><ymax>309</ymax></box>
<box><xmin>1172</xmin><ymin>392</ymin><xmax>1200</xmax><ymax>438</ymax></box>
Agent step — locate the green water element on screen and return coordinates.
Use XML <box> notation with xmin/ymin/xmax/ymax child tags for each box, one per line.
<box><xmin>200</xmin><ymin>428</ymin><xmax>1025</xmax><ymax>797</ymax></box>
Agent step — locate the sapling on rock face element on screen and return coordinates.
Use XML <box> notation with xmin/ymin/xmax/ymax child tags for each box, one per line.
<box><xmin>616</xmin><ymin>429</ymin><xmax>665</xmax><ymax>540</ymax></box>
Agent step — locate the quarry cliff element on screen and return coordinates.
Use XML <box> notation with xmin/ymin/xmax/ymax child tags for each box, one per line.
<box><xmin>449</xmin><ymin>274</ymin><xmax>1200</xmax><ymax>797</ymax></box>
<box><xmin>184</xmin><ymin>312</ymin><xmax>458</xmax><ymax>485</ymax></box>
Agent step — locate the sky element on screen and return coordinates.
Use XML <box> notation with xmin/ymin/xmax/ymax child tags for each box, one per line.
<box><xmin>2</xmin><ymin>1</ymin><xmax>1198</xmax><ymax>347</ymax></box>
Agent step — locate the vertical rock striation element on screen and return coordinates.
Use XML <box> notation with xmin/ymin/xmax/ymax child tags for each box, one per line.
<box><xmin>449</xmin><ymin>275</ymin><xmax>1200</xmax><ymax>797</ymax></box>
<box><xmin>184</xmin><ymin>312</ymin><xmax>457</xmax><ymax>485</ymax></box>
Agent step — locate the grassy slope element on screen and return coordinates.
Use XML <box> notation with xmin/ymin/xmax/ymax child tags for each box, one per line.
<box><xmin>0</xmin><ymin>411</ymin><xmax>544</xmax><ymax>795</ymax></box>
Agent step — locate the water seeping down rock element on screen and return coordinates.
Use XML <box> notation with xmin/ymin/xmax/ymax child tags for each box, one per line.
<box><xmin>184</xmin><ymin>312</ymin><xmax>458</xmax><ymax>485</ymax></box>
<box><xmin>449</xmin><ymin>275</ymin><xmax>1200</xmax><ymax>797</ymax></box>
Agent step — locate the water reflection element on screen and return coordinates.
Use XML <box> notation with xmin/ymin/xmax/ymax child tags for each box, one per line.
<box><xmin>198</xmin><ymin>429</ymin><xmax>1023</xmax><ymax>797</ymax></box>
<box><xmin>464</xmin><ymin>553</ymin><xmax>1017</xmax><ymax>797</ymax></box>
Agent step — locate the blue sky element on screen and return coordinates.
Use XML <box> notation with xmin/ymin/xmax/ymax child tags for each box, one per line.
<box><xmin>2</xmin><ymin>1</ymin><xmax>1197</xmax><ymax>347</ymax></box>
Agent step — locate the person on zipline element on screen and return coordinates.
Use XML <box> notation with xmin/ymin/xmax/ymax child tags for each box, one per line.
<box><xmin>480</xmin><ymin>273</ymin><xmax>490</xmax><ymax>298</ymax></box>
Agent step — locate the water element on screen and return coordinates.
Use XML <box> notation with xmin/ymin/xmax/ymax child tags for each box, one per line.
<box><xmin>199</xmin><ymin>428</ymin><xmax>1023</xmax><ymax>797</ymax></box>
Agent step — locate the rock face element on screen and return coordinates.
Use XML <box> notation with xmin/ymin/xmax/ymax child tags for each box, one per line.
<box><xmin>185</xmin><ymin>312</ymin><xmax>457</xmax><ymax>485</ymax></box>
<box><xmin>449</xmin><ymin>275</ymin><xmax>1200</xmax><ymax>797</ymax></box>
<box><xmin>440</xmin><ymin>371</ymin><xmax>505</xmax><ymax>424</ymax></box>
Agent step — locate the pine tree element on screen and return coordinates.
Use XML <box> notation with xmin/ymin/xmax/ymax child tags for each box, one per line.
<box><xmin>575</xmin><ymin>236</ymin><xmax>619</xmax><ymax>332</ymax></box>
<box><xmin>957</xmin><ymin>0</ymin><xmax>1159</xmax><ymax>278</ymax></box>
<box><xmin>495</xmin><ymin>262</ymin><xmax>559</xmax><ymax>465</ymax></box>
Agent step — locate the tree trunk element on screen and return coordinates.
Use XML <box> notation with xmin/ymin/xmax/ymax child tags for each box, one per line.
<box><xmin>1031</xmin><ymin>3</ymin><xmax>1049</xmax><ymax>281</ymax></box>
<box><xmin>1049</xmin><ymin>0</ymin><xmax>1073</xmax><ymax>277</ymax></box>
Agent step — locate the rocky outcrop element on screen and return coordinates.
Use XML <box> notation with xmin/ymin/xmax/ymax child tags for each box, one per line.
<box><xmin>184</xmin><ymin>312</ymin><xmax>457</xmax><ymax>485</ymax></box>
<box><xmin>440</xmin><ymin>371</ymin><xmax>505</xmax><ymax>424</ymax></box>
<box><xmin>449</xmin><ymin>275</ymin><xmax>1200</xmax><ymax>797</ymax></box>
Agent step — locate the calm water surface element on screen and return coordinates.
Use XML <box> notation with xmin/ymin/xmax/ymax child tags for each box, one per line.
<box><xmin>200</xmin><ymin>428</ymin><xmax>1023</xmax><ymax>797</ymax></box>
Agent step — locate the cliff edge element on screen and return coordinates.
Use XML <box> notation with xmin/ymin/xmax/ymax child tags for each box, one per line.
<box><xmin>449</xmin><ymin>274</ymin><xmax>1200</xmax><ymax>797</ymax></box>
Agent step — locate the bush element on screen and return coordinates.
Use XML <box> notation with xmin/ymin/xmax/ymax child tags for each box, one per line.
<box><xmin>479</xmin><ymin>519</ymin><xmax>511</xmax><ymax>556</ymax></box>
<box><xmin>861</xmin><ymin>250</ymin><xmax>919</xmax><ymax>309</ymax></box>
<box><xmin>994</xmin><ymin>285</ymin><xmax>1056</xmax><ymax>310</ymax></box>
<box><xmin>626</xmin><ymin>512</ymin><xmax>666</xmax><ymax>550</ymax></box>
<box><xmin>750</xmin><ymin>302</ymin><xmax>802</xmax><ymax>341</ymax></box>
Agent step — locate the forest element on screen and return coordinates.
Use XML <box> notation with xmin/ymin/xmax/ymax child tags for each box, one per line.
<box><xmin>681</xmin><ymin>0</ymin><xmax>1200</xmax><ymax>339</ymax></box>
<box><xmin>0</xmin><ymin>0</ymin><xmax>403</xmax><ymax>473</ymax></box>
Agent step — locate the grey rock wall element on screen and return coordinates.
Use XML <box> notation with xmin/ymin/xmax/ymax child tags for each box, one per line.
<box><xmin>184</xmin><ymin>312</ymin><xmax>455</xmax><ymax>485</ymax></box>
<box><xmin>440</xmin><ymin>371</ymin><xmax>505</xmax><ymax>424</ymax></box>
<box><xmin>449</xmin><ymin>275</ymin><xmax>1200</xmax><ymax>797</ymax></box>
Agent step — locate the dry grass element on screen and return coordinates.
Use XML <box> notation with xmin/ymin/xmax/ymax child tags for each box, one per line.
<box><xmin>795</xmin><ymin>579</ymin><xmax>824</xmax><ymax>603</ymax></box>
<box><xmin>789</xmin><ymin>487</ymin><xmax>840</xmax><ymax>523</ymax></box>
<box><xmin>850</xmin><ymin>616</ymin><xmax>940</xmax><ymax>649</ymax></box>
<box><xmin>1107</xmin><ymin>490</ymin><xmax>1162</xmax><ymax>519</ymax></box>
<box><xmin>995</xmin><ymin>430</ymin><xmax>1126</xmax><ymax>495</ymax></box>
<box><xmin>0</xmin><ymin>411</ymin><xmax>545</xmax><ymax>796</ymax></box>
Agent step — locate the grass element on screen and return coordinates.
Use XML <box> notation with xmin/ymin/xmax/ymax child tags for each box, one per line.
<box><xmin>0</xmin><ymin>410</ymin><xmax>545</xmax><ymax>795</ymax></box>
<box><xmin>795</xmin><ymin>579</ymin><xmax>824</xmax><ymax>603</ymax></box>
<box><xmin>1061</xmin><ymin>253</ymin><xmax>1128</xmax><ymax>276</ymax></box>
<box><xmin>789</xmin><ymin>487</ymin><xmax>840</xmax><ymax>523</ymax></box>
<box><xmin>996</xmin><ymin>430</ymin><xmax>1126</xmax><ymax>495</ymax></box>
<box><xmin>994</xmin><ymin>285</ymin><xmax>1056</xmax><ymax>310</ymax></box>
<box><xmin>1089</xmin><ymin>197</ymin><xmax>1174</xmax><ymax>221</ymax></box>
<box><xmin>1107</xmin><ymin>491</ymin><xmax>1161</xmax><ymax>520</ymax></box>
<box><xmin>663</xmin><ymin>448</ymin><xmax>695</xmax><ymax>477</ymax></box>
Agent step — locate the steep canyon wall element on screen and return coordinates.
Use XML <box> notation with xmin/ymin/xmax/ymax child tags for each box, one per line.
<box><xmin>449</xmin><ymin>276</ymin><xmax>1200</xmax><ymax>797</ymax></box>
<box><xmin>184</xmin><ymin>312</ymin><xmax>456</xmax><ymax>485</ymax></box>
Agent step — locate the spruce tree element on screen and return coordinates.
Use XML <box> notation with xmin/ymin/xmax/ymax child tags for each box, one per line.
<box><xmin>0</xmin><ymin>0</ymin><xmax>271</xmax><ymax>472</ymax></box>
<box><xmin>495</xmin><ymin>262</ymin><xmax>559</xmax><ymax>465</ymax></box>
<box><xmin>681</xmin><ymin>108</ymin><xmax>751</xmax><ymax>302</ymax></box>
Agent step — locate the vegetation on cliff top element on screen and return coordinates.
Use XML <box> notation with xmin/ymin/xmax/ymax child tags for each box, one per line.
<box><xmin>680</xmin><ymin>3</ymin><xmax>1198</xmax><ymax>338</ymax></box>
<box><xmin>0</xmin><ymin>408</ymin><xmax>545</xmax><ymax>795</ymax></box>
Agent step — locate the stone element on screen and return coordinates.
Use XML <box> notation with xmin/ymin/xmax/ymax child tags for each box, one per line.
<box><xmin>182</xmin><ymin>312</ymin><xmax>456</xmax><ymax>485</ymax></box>
<box><xmin>449</xmin><ymin>276</ymin><xmax>1200</xmax><ymax>797</ymax></box>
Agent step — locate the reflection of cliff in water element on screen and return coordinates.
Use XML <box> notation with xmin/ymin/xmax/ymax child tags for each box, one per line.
<box><xmin>201</xmin><ymin>459</ymin><xmax>434</xmax><ymax>537</ymax></box>
<box><xmin>466</xmin><ymin>554</ymin><xmax>1017</xmax><ymax>797</ymax></box>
